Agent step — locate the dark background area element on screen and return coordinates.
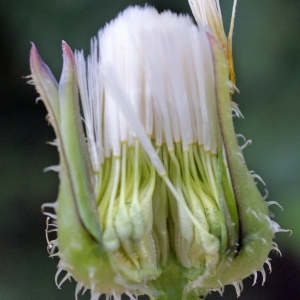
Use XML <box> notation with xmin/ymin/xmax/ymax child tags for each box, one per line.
<box><xmin>1</xmin><ymin>0</ymin><xmax>300</xmax><ymax>299</ymax></box>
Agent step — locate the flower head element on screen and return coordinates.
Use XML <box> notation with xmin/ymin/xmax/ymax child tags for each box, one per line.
<box><xmin>29</xmin><ymin>2</ymin><xmax>287</xmax><ymax>299</ymax></box>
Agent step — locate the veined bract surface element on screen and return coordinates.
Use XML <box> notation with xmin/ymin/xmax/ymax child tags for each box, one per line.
<box><xmin>29</xmin><ymin>2</ymin><xmax>287</xmax><ymax>300</ymax></box>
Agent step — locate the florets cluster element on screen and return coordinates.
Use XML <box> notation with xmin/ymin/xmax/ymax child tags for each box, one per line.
<box><xmin>29</xmin><ymin>2</ymin><xmax>287</xmax><ymax>300</ymax></box>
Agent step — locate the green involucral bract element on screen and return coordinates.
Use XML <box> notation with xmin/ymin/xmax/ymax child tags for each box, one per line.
<box><xmin>29</xmin><ymin>6</ymin><xmax>285</xmax><ymax>300</ymax></box>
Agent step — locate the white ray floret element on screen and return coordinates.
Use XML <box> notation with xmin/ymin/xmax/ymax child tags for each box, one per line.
<box><xmin>75</xmin><ymin>7</ymin><xmax>219</xmax><ymax>174</ymax></box>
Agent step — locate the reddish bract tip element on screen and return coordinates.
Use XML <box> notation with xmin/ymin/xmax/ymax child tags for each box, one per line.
<box><xmin>62</xmin><ymin>40</ymin><xmax>76</xmax><ymax>66</ymax></box>
<box><xmin>30</xmin><ymin>42</ymin><xmax>42</xmax><ymax>73</ymax></box>
<box><xmin>206</xmin><ymin>32</ymin><xmax>221</xmax><ymax>50</ymax></box>
<box><xmin>29</xmin><ymin>43</ymin><xmax>58</xmax><ymax>89</ymax></box>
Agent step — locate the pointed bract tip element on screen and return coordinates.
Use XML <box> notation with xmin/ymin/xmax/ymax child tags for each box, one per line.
<box><xmin>60</xmin><ymin>41</ymin><xmax>76</xmax><ymax>83</ymax></box>
<box><xmin>206</xmin><ymin>31</ymin><xmax>222</xmax><ymax>49</ymax></box>
<box><xmin>30</xmin><ymin>43</ymin><xmax>40</xmax><ymax>65</ymax></box>
<box><xmin>61</xmin><ymin>40</ymin><xmax>75</xmax><ymax>63</ymax></box>
<box><xmin>29</xmin><ymin>43</ymin><xmax>49</xmax><ymax>78</ymax></box>
<box><xmin>29</xmin><ymin>42</ymin><xmax>59</xmax><ymax>111</ymax></box>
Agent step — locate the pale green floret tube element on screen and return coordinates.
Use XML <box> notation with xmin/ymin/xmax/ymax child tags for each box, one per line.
<box><xmin>29</xmin><ymin>4</ymin><xmax>286</xmax><ymax>300</ymax></box>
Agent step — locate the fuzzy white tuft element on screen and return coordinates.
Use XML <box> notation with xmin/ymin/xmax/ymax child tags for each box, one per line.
<box><xmin>75</xmin><ymin>6</ymin><xmax>219</xmax><ymax>177</ymax></box>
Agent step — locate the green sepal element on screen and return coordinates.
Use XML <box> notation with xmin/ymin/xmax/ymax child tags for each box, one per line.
<box><xmin>59</xmin><ymin>41</ymin><xmax>101</xmax><ymax>244</ymax></box>
<box><xmin>200</xmin><ymin>33</ymin><xmax>273</xmax><ymax>287</ymax></box>
<box><xmin>30</xmin><ymin>43</ymin><xmax>60</xmax><ymax>134</ymax></box>
<box><xmin>56</xmin><ymin>159</ymin><xmax>134</xmax><ymax>295</ymax></box>
<box><xmin>30</xmin><ymin>42</ymin><xmax>101</xmax><ymax>244</ymax></box>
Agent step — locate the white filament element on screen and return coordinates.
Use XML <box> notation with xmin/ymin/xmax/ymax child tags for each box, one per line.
<box><xmin>75</xmin><ymin>6</ymin><xmax>219</xmax><ymax>174</ymax></box>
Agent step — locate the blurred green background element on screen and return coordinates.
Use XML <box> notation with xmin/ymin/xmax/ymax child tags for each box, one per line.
<box><xmin>1</xmin><ymin>0</ymin><xmax>300</xmax><ymax>299</ymax></box>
